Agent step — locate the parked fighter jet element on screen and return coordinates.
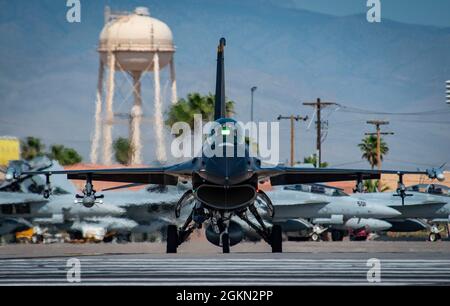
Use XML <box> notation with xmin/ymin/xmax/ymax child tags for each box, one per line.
<box><xmin>255</xmin><ymin>184</ymin><xmax>401</xmax><ymax>241</ymax></box>
<box><xmin>6</xmin><ymin>38</ymin><xmax>444</xmax><ymax>253</ymax></box>
<box><xmin>0</xmin><ymin>193</ymin><xmax>39</xmax><ymax>236</ymax></box>
<box><xmin>0</xmin><ymin>158</ymin><xmax>193</xmax><ymax>242</ymax></box>
<box><xmin>0</xmin><ymin>184</ymin><xmax>192</xmax><ymax>243</ymax></box>
<box><xmin>351</xmin><ymin>184</ymin><xmax>450</xmax><ymax>241</ymax></box>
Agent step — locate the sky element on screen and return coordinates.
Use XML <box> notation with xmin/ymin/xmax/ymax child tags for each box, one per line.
<box><xmin>281</xmin><ymin>0</ymin><xmax>450</xmax><ymax>27</ymax></box>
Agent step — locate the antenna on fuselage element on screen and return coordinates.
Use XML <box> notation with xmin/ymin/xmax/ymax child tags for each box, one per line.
<box><xmin>214</xmin><ymin>37</ymin><xmax>226</xmax><ymax>121</ymax></box>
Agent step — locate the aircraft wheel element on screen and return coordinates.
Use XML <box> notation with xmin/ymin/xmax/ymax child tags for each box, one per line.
<box><xmin>167</xmin><ymin>225</ymin><xmax>178</xmax><ymax>253</ymax></box>
<box><xmin>271</xmin><ymin>225</ymin><xmax>283</xmax><ymax>253</ymax></box>
<box><xmin>331</xmin><ymin>230</ymin><xmax>344</xmax><ymax>241</ymax></box>
<box><xmin>429</xmin><ymin>233</ymin><xmax>441</xmax><ymax>242</ymax></box>
<box><xmin>222</xmin><ymin>233</ymin><xmax>230</xmax><ymax>254</ymax></box>
<box><xmin>311</xmin><ymin>233</ymin><xmax>321</xmax><ymax>242</ymax></box>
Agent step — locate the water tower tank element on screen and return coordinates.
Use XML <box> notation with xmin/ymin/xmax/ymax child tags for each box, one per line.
<box><xmin>91</xmin><ymin>7</ymin><xmax>177</xmax><ymax>166</ymax></box>
<box><xmin>98</xmin><ymin>7</ymin><xmax>175</xmax><ymax>71</ymax></box>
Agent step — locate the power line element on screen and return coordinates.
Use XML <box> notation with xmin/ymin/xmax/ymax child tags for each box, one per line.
<box><xmin>303</xmin><ymin>98</ymin><xmax>338</xmax><ymax>167</ymax></box>
<box><xmin>277</xmin><ymin>114</ymin><xmax>308</xmax><ymax>166</ymax></box>
<box><xmin>338</xmin><ymin>104</ymin><xmax>450</xmax><ymax>116</ymax></box>
<box><xmin>329</xmin><ymin>160</ymin><xmax>367</xmax><ymax>167</ymax></box>
<box><xmin>364</xmin><ymin>120</ymin><xmax>394</xmax><ymax>190</ymax></box>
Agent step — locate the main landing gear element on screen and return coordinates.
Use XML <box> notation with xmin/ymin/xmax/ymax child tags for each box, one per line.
<box><xmin>167</xmin><ymin>192</ymin><xmax>283</xmax><ymax>254</ymax></box>
<box><xmin>237</xmin><ymin>204</ymin><xmax>282</xmax><ymax>253</ymax></box>
<box><xmin>270</xmin><ymin>225</ymin><xmax>283</xmax><ymax>253</ymax></box>
<box><xmin>331</xmin><ymin>230</ymin><xmax>345</xmax><ymax>241</ymax></box>
<box><xmin>166</xmin><ymin>225</ymin><xmax>179</xmax><ymax>253</ymax></box>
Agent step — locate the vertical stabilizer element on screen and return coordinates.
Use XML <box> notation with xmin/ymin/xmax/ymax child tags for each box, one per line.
<box><xmin>214</xmin><ymin>38</ymin><xmax>226</xmax><ymax>120</ymax></box>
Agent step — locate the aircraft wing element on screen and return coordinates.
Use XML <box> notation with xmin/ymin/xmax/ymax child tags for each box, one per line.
<box><xmin>9</xmin><ymin>161</ymin><xmax>195</xmax><ymax>186</ymax></box>
<box><xmin>0</xmin><ymin>192</ymin><xmax>48</xmax><ymax>205</ymax></box>
<box><xmin>260</xmin><ymin>167</ymin><xmax>431</xmax><ymax>186</ymax></box>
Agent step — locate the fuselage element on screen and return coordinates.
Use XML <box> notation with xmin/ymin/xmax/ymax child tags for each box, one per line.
<box><xmin>265</xmin><ymin>185</ymin><xmax>401</xmax><ymax>220</ymax></box>
<box><xmin>193</xmin><ymin>118</ymin><xmax>260</xmax><ymax>211</ymax></box>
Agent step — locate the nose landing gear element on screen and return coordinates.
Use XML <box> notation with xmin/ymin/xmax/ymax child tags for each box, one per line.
<box><xmin>428</xmin><ymin>224</ymin><xmax>443</xmax><ymax>242</ymax></box>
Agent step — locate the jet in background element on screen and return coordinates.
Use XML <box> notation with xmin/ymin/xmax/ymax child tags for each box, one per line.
<box><xmin>0</xmin><ymin>193</ymin><xmax>39</xmax><ymax>237</ymax></box>
<box><xmin>254</xmin><ymin>184</ymin><xmax>402</xmax><ymax>241</ymax></box>
<box><xmin>0</xmin><ymin>157</ymin><xmax>194</xmax><ymax>243</ymax></box>
<box><xmin>0</xmin><ymin>183</ymin><xmax>193</xmax><ymax>243</ymax></box>
<box><xmin>0</xmin><ymin>156</ymin><xmax>76</xmax><ymax>195</ymax></box>
<box><xmin>353</xmin><ymin>184</ymin><xmax>450</xmax><ymax>241</ymax></box>
<box><xmin>269</xmin><ymin>183</ymin><xmax>449</xmax><ymax>242</ymax></box>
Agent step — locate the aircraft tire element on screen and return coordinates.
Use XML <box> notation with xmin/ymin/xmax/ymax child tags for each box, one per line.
<box><xmin>331</xmin><ymin>230</ymin><xmax>344</xmax><ymax>241</ymax></box>
<box><xmin>311</xmin><ymin>233</ymin><xmax>320</xmax><ymax>242</ymax></box>
<box><xmin>222</xmin><ymin>233</ymin><xmax>230</xmax><ymax>253</ymax></box>
<box><xmin>271</xmin><ymin>225</ymin><xmax>283</xmax><ymax>253</ymax></box>
<box><xmin>429</xmin><ymin>233</ymin><xmax>442</xmax><ymax>242</ymax></box>
<box><xmin>167</xmin><ymin>225</ymin><xmax>178</xmax><ymax>253</ymax></box>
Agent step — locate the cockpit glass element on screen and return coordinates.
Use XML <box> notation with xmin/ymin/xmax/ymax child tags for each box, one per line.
<box><xmin>407</xmin><ymin>184</ymin><xmax>450</xmax><ymax>196</ymax></box>
<box><xmin>284</xmin><ymin>184</ymin><xmax>349</xmax><ymax>196</ymax></box>
<box><xmin>203</xmin><ymin>120</ymin><xmax>247</xmax><ymax>156</ymax></box>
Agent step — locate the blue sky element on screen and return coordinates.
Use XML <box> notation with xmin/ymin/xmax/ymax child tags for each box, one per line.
<box><xmin>280</xmin><ymin>0</ymin><xmax>450</xmax><ymax>27</ymax></box>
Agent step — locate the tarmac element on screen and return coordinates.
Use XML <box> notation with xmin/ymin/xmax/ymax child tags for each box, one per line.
<box><xmin>1</xmin><ymin>241</ymin><xmax>450</xmax><ymax>285</ymax></box>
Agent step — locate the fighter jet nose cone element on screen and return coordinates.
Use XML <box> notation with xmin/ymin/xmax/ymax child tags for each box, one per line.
<box><xmin>391</xmin><ymin>208</ymin><xmax>402</xmax><ymax>217</ymax></box>
<box><xmin>370</xmin><ymin>205</ymin><xmax>401</xmax><ymax>218</ymax></box>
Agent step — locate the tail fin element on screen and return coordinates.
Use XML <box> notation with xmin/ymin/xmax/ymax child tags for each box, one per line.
<box><xmin>214</xmin><ymin>37</ymin><xmax>226</xmax><ymax>120</ymax></box>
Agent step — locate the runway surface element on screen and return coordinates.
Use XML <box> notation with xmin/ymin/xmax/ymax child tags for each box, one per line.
<box><xmin>1</xmin><ymin>241</ymin><xmax>450</xmax><ymax>285</ymax></box>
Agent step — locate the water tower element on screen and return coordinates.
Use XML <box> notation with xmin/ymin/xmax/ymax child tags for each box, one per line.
<box><xmin>90</xmin><ymin>6</ymin><xmax>177</xmax><ymax>165</ymax></box>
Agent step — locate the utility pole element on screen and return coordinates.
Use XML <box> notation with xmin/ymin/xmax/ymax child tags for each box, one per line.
<box><xmin>250</xmin><ymin>86</ymin><xmax>257</xmax><ymax>122</ymax></box>
<box><xmin>277</xmin><ymin>115</ymin><xmax>308</xmax><ymax>166</ymax></box>
<box><xmin>365</xmin><ymin>120</ymin><xmax>394</xmax><ymax>191</ymax></box>
<box><xmin>303</xmin><ymin>98</ymin><xmax>338</xmax><ymax>167</ymax></box>
<box><xmin>250</xmin><ymin>86</ymin><xmax>258</xmax><ymax>147</ymax></box>
<box><xmin>365</xmin><ymin>120</ymin><xmax>394</xmax><ymax>171</ymax></box>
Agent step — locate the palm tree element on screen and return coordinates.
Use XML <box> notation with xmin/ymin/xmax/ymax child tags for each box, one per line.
<box><xmin>363</xmin><ymin>179</ymin><xmax>390</xmax><ymax>193</ymax></box>
<box><xmin>113</xmin><ymin>137</ymin><xmax>134</xmax><ymax>165</ymax></box>
<box><xmin>358</xmin><ymin>135</ymin><xmax>389</xmax><ymax>169</ymax></box>
<box><xmin>21</xmin><ymin>137</ymin><xmax>45</xmax><ymax>160</ymax></box>
<box><xmin>49</xmin><ymin>144</ymin><xmax>82</xmax><ymax>165</ymax></box>
<box><xmin>303</xmin><ymin>154</ymin><xmax>329</xmax><ymax>168</ymax></box>
<box><xmin>165</xmin><ymin>92</ymin><xmax>235</xmax><ymax>132</ymax></box>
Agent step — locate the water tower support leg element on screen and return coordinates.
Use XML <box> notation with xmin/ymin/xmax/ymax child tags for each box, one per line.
<box><xmin>153</xmin><ymin>52</ymin><xmax>167</xmax><ymax>162</ymax></box>
<box><xmin>102</xmin><ymin>52</ymin><xmax>116</xmax><ymax>165</ymax></box>
<box><xmin>90</xmin><ymin>60</ymin><xmax>104</xmax><ymax>164</ymax></box>
<box><xmin>170</xmin><ymin>56</ymin><xmax>177</xmax><ymax>104</ymax></box>
<box><xmin>130</xmin><ymin>71</ymin><xmax>143</xmax><ymax>165</ymax></box>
